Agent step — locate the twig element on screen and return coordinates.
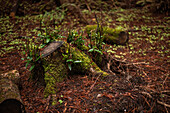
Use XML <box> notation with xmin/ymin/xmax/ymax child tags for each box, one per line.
<box><xmin>162</xmin><ymin>74</ymin><xmax>169</xmax><ymax>88</ymax></box>
<box><xmin>164</xmin><ymin>102</ymin><xmax>169</xmax><ymax>113</ymax></box>
<box><xmin>161</xmin><ymin>90</ymin><xmax>170</xmax><ymax>93</ymax></box>
<box><xmin>106</xmin><ymin>59</ymin><xmax>115</xmax><ymax>75</ymax></box>
<box><xmin>89</xmin><ymin>73</ymin><xmax>102</xmax><ymax>91</ymax></box>
<box><xmin>141</xmin><ymin>91</ymin><xmax>170</xmax><ymax>108</ymax></box>
<box><xmin>157</xmin><ymin>100</ymin><xmax>170</xmax><ymax>108</ymax></box>
<box><xmin>142</xmin><ymin>95</ymin><xmax>151</xmax><ymax>107</ymax></box>
<box><xmin>63</xmin><ymin>102</ymin><xmax>67</xmax><ymax>113</ymax></box>
<box><xmin>94</xmin><ymin>12</ymin><xmax>99</xmax><ymax>34</ymax></box>
<box><xmin>45</xmin><ymin>95</ymin><xmax>51</xmax><ymax>112</ymax></box>
<box><xmin>69</xmin><ymin>106</ymin><xmax>84</xmax><ymax>113</ymax></box>
<box><xmin>141</xmin><ymin>91</ymin><xmax>153</xmax><ymax>98</ymax></box>
<box><xmin>84</xmin><ymin>0</ymin><xmax>91</xmax><ymax>13</ymax></box>
<box><xmin>129</xmin><ymin>62</ymin><xmax>148</xmax><ymax>65</ymax></box>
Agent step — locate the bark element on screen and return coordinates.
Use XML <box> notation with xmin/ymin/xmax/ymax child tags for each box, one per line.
<box><xmin>0</xmin><ymin>70</ymin><xmax>20</xmax><ymax>85</ymax></box>
<box><xmin>0</xmin><ymin>70</ymin><xmax>26</xmax><ymax>113</ymax></box>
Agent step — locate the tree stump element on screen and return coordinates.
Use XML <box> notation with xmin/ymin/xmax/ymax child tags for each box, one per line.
<box><xmin>42</xmin><ymin>41</ymin><xmax>109</xmax><ymax>99</ymax></box>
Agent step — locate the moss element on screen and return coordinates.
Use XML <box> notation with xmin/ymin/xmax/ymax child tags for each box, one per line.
<box><xmin>85</xmin><ymin>25</ymin><xmax>128</xmax><ymax>45</ymax></box>
<box><xmin>58</xmin><ymin>42</ymin><xmax>92</xmax><ymax>73</ymax></box>
<box><xmin>70</xmin><ymin>45</ymin><xmax>109</xmax><ymax>76</ymax></box>
<box><xmin>80</xmin><ymin>45</ymin><xmax>89</xmax><ymax>51</ymax></box>
<box><xmin>52</xmin><ymin>99</ymin><xmax>57</xmax><ymax>106</ymax></box>
<box><xmin>44</xmin><ymin>83</ymin><xmax>56</xmax><ymax>98</ymax></box>
<box><xmin>71</xmin><ymin>47</ymin><xmax>92</xmax><ymax>73</ymax></box>
<box><xmin>94</xmin><ymin>54</ymin><xmax>103</xmax><ymax>67</ymax></box>
<box><xmin>43</xmin><ymin>41</ymin><xmax>109</xmax><ymax>98</ymax></box>
<box><xmin>43</xmin><ymin>51</ymin><xmax>68</xmax><ymax>98</ymax></box>
<box><xmin>86</xmin><ymin>25</ymin><xmax>123</xmax><ymax>35</ymax></box>
<box><xmin>86</xmin><ymin>25</ymin><xmax>98</xmax><ymax>34</ymax></box>
<box><xmin>60</xmin><ymin>41</ymin><xmax>108</xmax><ymax>76</ymax></box>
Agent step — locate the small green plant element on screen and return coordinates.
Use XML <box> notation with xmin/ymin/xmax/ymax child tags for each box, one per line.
<box><xmin>87</xmin><ymin>28</ymin><xmax>104</xmax><ymax>56</ymax></box>
<box><xmin>88</xmin><ymin>46</ymin><xmax>103</xmax><ymax>55</ymax></box>
<box><xmin>39</xmin><ymin>7</ymin><xmax>66</xmax><ymax>28</ymax></box>
<box><xmin>66</xmin><ymin>30</ymin><xmax>86</xmax><ymax>50</ymax></box>
<box><xmin>38</xmin><ymin>27</ymin><xmax>61</xmax><ymax>48</ymax></box>
<box><xmin>33</xmin><ymin>21</ymin><xmax>65</xmax><ymax>52</ymax></box>
<box><xmin>21</xmin><ymin>36</ymin><xmax>46</xmax><ymax>85</ymax></box>
<box><xmin>67</xmin><ymin>31</ymin><xmax>76</xmax><ymax>43</ymax></box>
<box><xmin>58</xmin><ymin>99</ymin><xmax>63</xmax><ymax>104</ymax></box>
<box><xmin>62</xmin><ymin>31</ymin><xmax>83</xmax><ymax>71</ymax></box>
<box><xmin>37</xmin><ymin>9</ymin><xmax>66</xmax><ymax>48</ymax></box>
<box><xmin>66</xmin><ymin>59</ymin><xmax>83</xmax><ymax>71</ymax></box>
<box><xmin>74</xmin><ymin>35</ymin><xmax>85</xmax><ymax>50</ymax></box>
<box><xmin>86</xmin><ymin>14</ymin><xmax>105</xmax><ymax>66</ymax></box>
<box><xmin>58</xmin><ymin>95</ymin><xmax>64</xmax><ymax>104</ymax></box>
<box><xmin>21</xmin><ymin>37</ymin><xmax>41</xmax><ymax>71</ymax></box>
<box><xmin>89</xmin><ymin>13</ymin><xmax>104</xmax><ymax>52</ymax></box>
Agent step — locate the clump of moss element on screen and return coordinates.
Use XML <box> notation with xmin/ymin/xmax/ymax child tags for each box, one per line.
<box><xmin>86</xmin><ymin>25</ymin><xmax>129</xmax><ymax>45</ymax></box>
<box><xmin>69</xmin><ymin>44</ymin><xmax>109</xmax><ymax>76</ymax></box>
<box><xmin>43</xmin><ymin>51</ymin><xmax>68</xmax><ymax>98</ymax></box>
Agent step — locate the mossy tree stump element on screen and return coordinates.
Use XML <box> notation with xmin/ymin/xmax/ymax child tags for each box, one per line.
<box><xmin>42</xmin><ymin>41</ymin><xmax>109</xmax><ymax>100</ymax></box>
<box><xmin>43</xmin><ymin>49</ymin><xmax>68</xmax><ymax>98</ymax></box>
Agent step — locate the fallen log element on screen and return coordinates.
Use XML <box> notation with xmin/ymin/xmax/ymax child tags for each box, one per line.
<box><xmin>85</xmin><ymin>25</ymin><xmax>129</xmax><ymax>45</ymax></box>
<box><xmin>0</xmin><ymin>70</ymin><xmax>20</xmax><ymax>85</ymax></box>
<box><xmin>0</xmin><ymin>70</ymin><xmax>26</xmax><ymax>113</ymax></box>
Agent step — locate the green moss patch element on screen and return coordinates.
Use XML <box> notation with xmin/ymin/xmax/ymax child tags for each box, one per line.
<box><xmin>43</xmin><ymin>51</ymin><xmax>68</xmax><ymax>98</ymax></box>
<box><xmin>86</xmin><ymin>25</ymin><xmax>128</xmax><ymax>45</ymax></box>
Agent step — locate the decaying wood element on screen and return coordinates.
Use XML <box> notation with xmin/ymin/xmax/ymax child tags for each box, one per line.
<box><xmin>42</xmin><ymin>41</ymin><xmax>109</xmax><ymax>97</ymax></box>
<box><xmin>0</xmin><ymin>78</ymin><xmax>22</xmax><ymax>104</ymax></box>
<box><xmin>0</xmin><ymin>70</ymin><xmax>26</xmax><ymax>113</ymax></box>
<box><xmin>0</xmin><ymin>70</ymin><xmax>20</xmax><ymax>84</ymax></box>
<box><xmin>43</xmin><ymin>41</ymin><xmax>109</xmax><ymax>77</ymax></box>
<box><xmin>40</xmin><ymin>41</ymin><xmax>64</xmax><ymax>58</ymax></box>
<box><xmin>86</xmin><ymin>25</ymin><xmax>129</xmax><ymax>45</ymax></box>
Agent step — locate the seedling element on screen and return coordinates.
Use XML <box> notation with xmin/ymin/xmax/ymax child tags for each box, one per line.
<box><xmin>63</xmin><ymin>31</ymin><xmax>83</xmax><ymax>71</ymax></box>
<box><xmin>58</xmin><ymin>99</ymin><xmax>63</xmax><ymax>104</ymax></box>
<box><xmin>21</xmin><ymin>37</ymin><xmax>42</xmax><ymax>71</ymax></box>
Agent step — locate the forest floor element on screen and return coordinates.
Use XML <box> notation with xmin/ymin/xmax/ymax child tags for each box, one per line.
<box><xmin>0</xmin><ymin>2</ymin><xmax>170</xmax><ymax>113</ymax></box>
